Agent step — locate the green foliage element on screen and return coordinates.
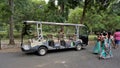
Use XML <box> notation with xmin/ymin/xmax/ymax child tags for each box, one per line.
<box><xmin>0</xmin><ymin>31</ymin><xmax>21</xmax><ymax>39</ymax></box>
<box><xmin>81</xmin><ymin>0</ymin><xmax>120</xmax><ymax>33</ymax></box>
<box><xmin>0</xmin><ymin>0</ymin><xmax>120</xmax><ymax>39</ymax></box>
<box><xmin>68</xmin><ymin>7</ymin><xmax>83</xmax><ymax>23</ymax></box>
<box><xmin>111</xmin><ymin>1</ymin><xmax>120</xmax><ymax>15</ymax></box>
<box><xmin>0</xmin><ymin>0</ymin><xmax>11</xmax><ymax>22</ymax></box>
<box><xmin>0</xmin><ymin>31</ymin><xmax>8</xmax><ymax>38</ymax></box>
<box><xmin>84</xmin><ymin>11</ymin><xmax>120</xmax><ymax>33</ymax></box>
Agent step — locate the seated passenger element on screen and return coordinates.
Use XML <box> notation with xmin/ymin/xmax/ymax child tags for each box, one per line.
<box><xmin>47</xmin><ymin>34</ymin><xmax>55</xmax><ymax>47</ymax></box>
<box><xmin>58</xmin><ymin>28</ymin><xmax>64</xmax><ymax>40</ymax></box>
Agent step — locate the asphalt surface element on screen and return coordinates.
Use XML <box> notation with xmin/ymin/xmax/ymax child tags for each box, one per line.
<box><xmin>0</xmin><ymin>45</ymin><xmax>120</xmax><ymax>68</ymax></box>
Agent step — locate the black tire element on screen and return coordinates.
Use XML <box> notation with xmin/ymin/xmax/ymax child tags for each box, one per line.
<box><xmin>76</xmin><ymin>44</ymin><xmax>82</xmax><ymax>51</ymax></box>
<box><xmin>38</xmin><ymin>47</ymin><xmax>47</xmax><ymax>56</ymax></box>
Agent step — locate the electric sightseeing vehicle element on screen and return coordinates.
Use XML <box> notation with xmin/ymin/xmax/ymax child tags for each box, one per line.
<box><xmin>21</xmin><ymin>21</ymin><xmax>89</xmax><ymax>56</ymax></box>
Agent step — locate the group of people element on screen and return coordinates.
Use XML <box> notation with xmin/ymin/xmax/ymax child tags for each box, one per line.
<box><xmin>93</xmin><ymin>29</ymin><xmax>120</xmax><ymax>59</ymax></box>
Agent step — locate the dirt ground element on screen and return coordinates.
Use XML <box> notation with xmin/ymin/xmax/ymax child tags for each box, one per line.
<box><xmin>0</xmin><ymin>40</ymin><xmax>21</xmax><ymax>53</ymax></box>
<box><xmin>0</xmin><ymin>40</ymin><xmax>95</xmax><ymax>53</ymax></box>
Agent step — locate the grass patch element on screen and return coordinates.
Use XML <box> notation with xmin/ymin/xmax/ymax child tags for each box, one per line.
<box><xmin>89</xmin><ymin>35</ymin><xmax>96</xmax><ymax>41</ymax></box>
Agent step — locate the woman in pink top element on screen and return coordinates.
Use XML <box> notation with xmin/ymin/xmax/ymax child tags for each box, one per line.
<box><xmin>114</xmin><ymin>29</ymin><xmax>120</xmax><ymax>48</ymax></box>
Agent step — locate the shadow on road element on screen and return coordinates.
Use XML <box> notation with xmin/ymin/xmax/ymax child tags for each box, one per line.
<box><xmin>18</xmin><ymin>48</ymin><xmax>86</xmax><ymax>57</ymax></box>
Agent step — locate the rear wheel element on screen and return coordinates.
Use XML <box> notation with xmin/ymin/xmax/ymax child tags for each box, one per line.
<box><xmin>76</xmin><ymin>44</ymin><xmax>82</xmax><ymax>51</ymax></box>
<box><xmin>38</xmin><ymin>47</ymin><xmax>47</xmax><ymax>56</ymax></box>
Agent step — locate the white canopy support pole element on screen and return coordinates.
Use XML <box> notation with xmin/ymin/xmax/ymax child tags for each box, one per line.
<box><xmin>37</xmin><ymin>22</ymin><xmax>43</xmax><ymax>41</ymax></box>
<box><xmin>76</xmin><ymin>26</ymin><xmax>79</xmax><ymax>39</ymax></box>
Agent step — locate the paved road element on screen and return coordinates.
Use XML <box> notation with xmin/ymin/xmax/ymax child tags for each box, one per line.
<box><xmin>0</xmin><ymin>45</ymin><xmax>120</xmax><ymax>68</ymax></box>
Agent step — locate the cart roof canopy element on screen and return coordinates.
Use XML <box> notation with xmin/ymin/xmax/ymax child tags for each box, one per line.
<box><xmin>24</xmin><ymin>21</ymin><xmax>85</xmax><ymax>27</ymax></box>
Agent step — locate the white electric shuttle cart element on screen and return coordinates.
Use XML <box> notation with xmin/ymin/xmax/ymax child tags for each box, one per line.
<box><xmin>21</xmin><ymin>21</ymin><xmax>89</xmax><ymax>56</ymax></box>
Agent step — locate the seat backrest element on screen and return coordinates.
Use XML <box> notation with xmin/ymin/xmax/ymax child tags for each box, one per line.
<box><xmin>47</xmin><ymin>34</ymin><xmax>53</xmax><ymax>40</ymax></box>
<box><xmin>58</xmin><ymin>34</ymin><xmax>64</xmax><ymax>40</ymax></box>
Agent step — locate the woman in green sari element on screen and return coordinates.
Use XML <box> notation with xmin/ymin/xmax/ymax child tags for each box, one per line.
<box><xmin>99</xmin><ymin>32</ymin><xmax>113</xmax><ymax>59</ymax></box>
<box><xmin>93</xmin><ymin>33</ymin><xmax>101</xmax><ymax>54</ymax></box>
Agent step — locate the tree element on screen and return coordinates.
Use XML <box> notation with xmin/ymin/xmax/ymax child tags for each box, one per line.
<box><xmin>82</xmin><ymin>0</ymin><xmax>119</xmax><ymax>33</ymax></box>
<box><xmin>1</xmin><ymin>0</ymin><xmax>120</xmax><ymax>39</ymax></box>
<box><xmin>80</xmin><ymin>0</ymin><xmax>90</xmax><ymax>24</ymax></box>
<box><xmin>111</xmin><ymin>1</ymin><xmax>120</xmax><ymax>15</ymax></box>
<box><xmin>8</xmin><ymin>0</ymin><xmax>15</xmax><ymax>45</ymax></box>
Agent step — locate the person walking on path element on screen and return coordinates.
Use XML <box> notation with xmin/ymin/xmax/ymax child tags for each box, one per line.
<box><xmin>114</xmin><ymin>29</ymin><xmax>120</xmax><ymax>49</ymax></box>
<box><xmin>93</xmin><ymin>33</ymin><xmax>101</xmax><ymax>54</ymax></box>
<box><xmin>99</xmin><ymin>32</ymin><xmax>106</xmax><ymax>59</ymax></box>
<box><xmin>99</xmin><ymin>32</ymin><xmax>113</xmax><ymax>59</ymax></box>
<box><xmin>105</xmin><ymin>32</ymin><xmax>113</xmax><ymax>58</ymax></box>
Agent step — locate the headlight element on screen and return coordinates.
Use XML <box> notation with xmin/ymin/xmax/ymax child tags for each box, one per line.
<box><xmin>79</xmin><ymin>39</ymin><xmax>83</xmax><ymax>43</ymax></box>
<box><xmin>77</xmin><ymin>39</ymin><xmax>82</xmax><ymax>43</ymax></box>
<box><xmin>22</xmin><ymin>45</ymin><xmax>30</xmax><ymax>50</ymax></box>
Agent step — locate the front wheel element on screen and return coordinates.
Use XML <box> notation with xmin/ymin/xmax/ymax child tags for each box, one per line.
<box><xmin>76</xmin><ymin>44</ymin><xmax>82</xmax><ymax>51</ymax></box>
<box><xmin>38</xmin><ymin>47</ymin><xmax>47</xmax><ymax>56</ymax></box>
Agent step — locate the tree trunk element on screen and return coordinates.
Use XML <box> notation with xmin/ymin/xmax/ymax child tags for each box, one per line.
<box><xmin>60</xmin><ymin>3</ymin><xmax>64</xmax><ymax>15</ymax></box>
<box><xmin>58</xmin><ymin>3</ymin><xmax>64</xmax><ymax>33</ymax></box>
<box><xmin>80</xmin><ymin>0</ymin><xmax>89</xmax><ymax>24</ymax></box>
<box><xmin>9</xmin><ymin>0</ymin><xmax>15</xmax><ymax>45</ymax></box>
